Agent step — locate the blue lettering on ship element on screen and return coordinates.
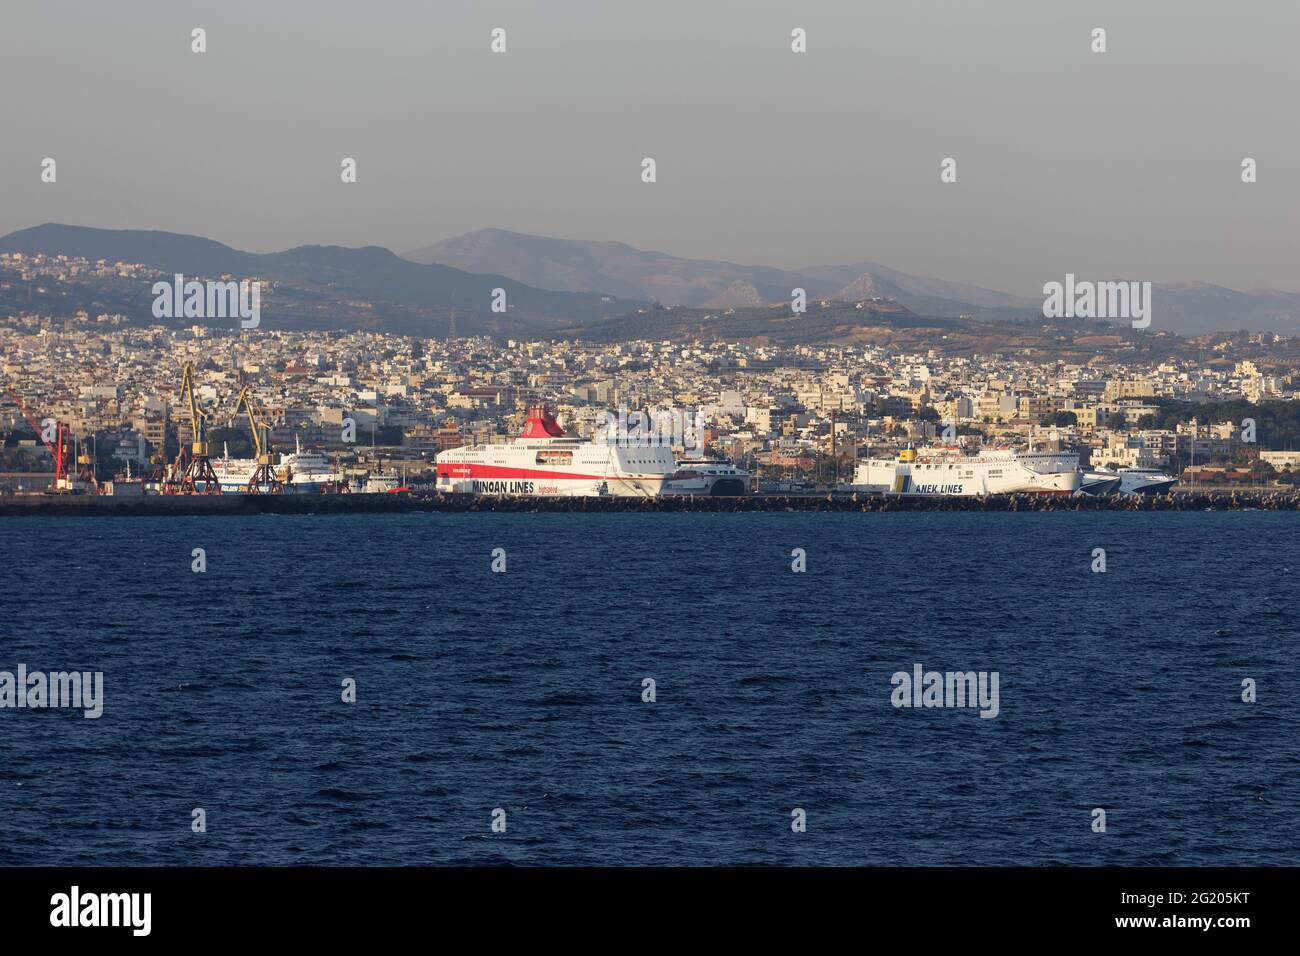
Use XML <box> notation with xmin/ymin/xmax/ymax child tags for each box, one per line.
<box><xmin>912</xmin><ymin>484</ymin><xmax>965</xmax><ymax>495</ymax></box>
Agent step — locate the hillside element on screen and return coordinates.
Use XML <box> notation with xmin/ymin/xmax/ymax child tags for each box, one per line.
<box><xmin>0</xmin><ymin>224</ymin><xmax>640</xmax><ymax>336</ymax></box>
<box><xmin>407</xmin><ymin>228</ymin><xmax>1300</xmax><ymax>334</ymax></box>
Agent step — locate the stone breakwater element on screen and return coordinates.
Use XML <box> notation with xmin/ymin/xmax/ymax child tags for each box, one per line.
<box><xmin>2</xmin><ymin>490</ymin><xmax>1300</xmax><ymax>516</ymax></box>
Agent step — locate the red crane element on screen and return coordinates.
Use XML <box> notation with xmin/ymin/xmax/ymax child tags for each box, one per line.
<box><xmin>5</xmin><ymin>385</ymin><xmax>71</xmax><ymax>492</ymax></box>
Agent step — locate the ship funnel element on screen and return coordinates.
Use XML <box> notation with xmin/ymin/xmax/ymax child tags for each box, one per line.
<box><xmin>520</xmin><ymin>406</ymin><xmax>566</xmax><ymax>438</ymax></box>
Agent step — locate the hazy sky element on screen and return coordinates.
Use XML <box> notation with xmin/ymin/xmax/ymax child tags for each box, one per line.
<box><xmin>2</xmin><ymin>0</ymin><xmax>1296</xmax><ymax>295</ymax></box>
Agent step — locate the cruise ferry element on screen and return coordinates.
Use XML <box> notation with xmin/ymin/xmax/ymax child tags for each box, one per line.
<box><xmin>853</xmin><ymin>446</ymin><xmax>1082</xmax><ymax>496</ymax></box>
<box><xmin>663</xmin><ymin>457</ymin><xmax>754</xmax><ymax>496</ymax></box>
<box><xmin>436</xmin><ymin>407</ymin><xmax>674</xmax><ymax>497</ymax></box>
<box><xmin>212</xmin><ymin>439</ymin><xmax>345</xmax><ymax>492</ymax></box>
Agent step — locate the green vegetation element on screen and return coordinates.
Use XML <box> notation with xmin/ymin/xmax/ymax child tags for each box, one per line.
<box><xmin>1152</xmin><ymin>399</ymin><xmax>1300</xmax><ymax>450</ymax></box>
<box><xmin>1042</xmin><ymin>411</ymin><xmax>1077</xmax><ymax>427</ymax></box>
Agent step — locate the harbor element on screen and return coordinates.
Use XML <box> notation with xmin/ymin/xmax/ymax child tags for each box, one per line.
<box><xmin>4</xmin><ymin>488</ymin><xmax>1300</xmax><ymax>516</ymax></box>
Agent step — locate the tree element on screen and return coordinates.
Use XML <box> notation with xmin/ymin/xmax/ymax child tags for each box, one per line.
<box><xmin>207</xmin><ymin>426</ymin><xmax>254</xmax><ymax>459</ymax></box>
<box><xmin>1105</xmin><ymin>412</ymin><xmax>1129</xmax><ymax>430</ymax></box>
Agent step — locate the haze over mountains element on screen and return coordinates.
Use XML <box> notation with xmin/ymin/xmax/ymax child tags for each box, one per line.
<box><xmin>2</xmin><ymin>223</ymin><xmax>1298</xmax><ymax>338</ymax></box>
<box><xmin>408</xmin><ymin>228</ymin><xmax>1300</xmax><ymax>336</ymax></box>
<box><xmin>404</xmin><ymin>228</ymin><xmax>1036</xmax><ymax>320</ymax></box>
<box><xmin>0</xmin><ymin>223</ymin><xmax>636</xmax><ymax>338</ymax></box>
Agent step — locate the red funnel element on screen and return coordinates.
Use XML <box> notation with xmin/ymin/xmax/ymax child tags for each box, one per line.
<box><xmin>520</xmin><ymin>406</ymin><xmax>565</xmax><ymax>438</ymax></box>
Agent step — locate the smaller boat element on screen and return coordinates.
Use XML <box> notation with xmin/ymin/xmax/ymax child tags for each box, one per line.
<box><xmin>1078</xmin><ymin>471</ymin><xmax>1123</xmax><ymax>496</ymax></box>
<box><xmin>1096</xmin><ymin>466</ymin><xmax>1179</xmax><ymax>495</ymax></box>
<box><xmin>663</xmin><ymin>457</ymin><xmax>754</xmax><ymax>496</ymax></box>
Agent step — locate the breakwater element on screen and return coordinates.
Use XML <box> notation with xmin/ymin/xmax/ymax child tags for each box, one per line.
<box><xmin>2</xmin><ymin>490</ymin><xmax>1300</xmax><ymax>516</ymax></box>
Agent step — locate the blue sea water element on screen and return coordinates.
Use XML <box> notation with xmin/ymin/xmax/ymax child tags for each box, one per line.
<box><xmin>0</xmin><ymin>511</ymin><xmax>1296</xmax><ymax>866</ymax></box>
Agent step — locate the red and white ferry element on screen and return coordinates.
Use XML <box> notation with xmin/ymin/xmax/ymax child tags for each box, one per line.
<box><xmin>435</xmin><ymin>407</ymin><xmax>675</xmax><ymax>497</ymax></box>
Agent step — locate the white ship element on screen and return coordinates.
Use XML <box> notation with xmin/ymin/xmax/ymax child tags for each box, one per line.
<box><xmin>1079</xmin><ymin>471</ymin><xmax>1124</xmax><ymax>496</ymax></box>
<box><xmin>211</xmin><ymin>438</ymin><xmax>345</xmax><ymax>492</ymax></box>
<box><xmin>1104</xmin><ymin>466</ymin><xmax>1179</xmax><ymax>495</ymax></box>
<box><xmin>359</xmin><ymin>468</ymin><xmax>403</xmax><ymax>493</ymax></box>
<box><xmin>663</xmin><ymin>457</ymin><xmax>754</xmax><ymax>496</ymax></box>
<box><xmin>853</xmin><ymin>446</ymin><xmax>1082</xmax><ymax>496</ymax></box>
<box><xmin>210</xmin><ymin>452</ymin><xmax>259</xmax><ymax>492</ymax></box>
<box><xmin>436</xmin><ymin>407</ymin><xmax>674</xmax><ymax>497</ymax></box>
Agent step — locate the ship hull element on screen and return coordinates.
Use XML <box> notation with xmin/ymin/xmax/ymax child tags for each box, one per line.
<box><xmin>662</xmin><ymin>462</ymin><xmax>753</xmax><ymax>496</ymax></box>
<box><xmin>213</xmin><ymin>459</ymin><xmax>341</xmax><ymax>493</ymax></box>
<box><xmin>436</xmin><ymin>461</ymin><xmax>670</xmax><ymax>498</ymax></box>
<box><xmin>853</xmin><ymin>453</ymin><xmax>1083</xmax><ymax>496</ymax></box>
<box><xmin>1120</xmin><ymin>475</ymin><xmax>1178</xmax><ymax>495</ymax></box>
<box><xmin>1079</xmin><ymin>472</ymin><xmax>1124</xmax><ymax>496</ymax></box>
<box><xmin>436</xmin><ymin>408</ymin><xmax>675</xmax><ymax>498</ymax></box>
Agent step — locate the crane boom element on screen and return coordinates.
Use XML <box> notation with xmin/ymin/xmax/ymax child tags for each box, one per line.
<box><xmin>232</xmin><ymin>385</ymin><xmax>271</xmax><ymax>460</ymax></box>
<box><xmin>5</xmin><ymin>386</ymin><xmax>57</xmax><ymax>457</ymax></box>
<box><xmin>177</xmin><ymin>363</ymin><xmax>211</xmax><ymax>455</ymax></box>
<box><xmin>230</xmin><ymin>384</ymin><xmax>284</xmax><ymax>493</ymax></box>
<box><xmin>4</xmin><ymin>384</ymin><xmax>71</xmax><ymax>491</ymax></box>
<box><xmin>167</xmin><ymin>363</ymin><xmax>222</xmax><ymax>494</ymax></box>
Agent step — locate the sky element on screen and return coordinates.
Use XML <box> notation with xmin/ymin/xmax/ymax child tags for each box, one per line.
<box><xmin>1</xmin><ymin>0</ymin><xmax>1296</xmax><ymax>296</ymax></box>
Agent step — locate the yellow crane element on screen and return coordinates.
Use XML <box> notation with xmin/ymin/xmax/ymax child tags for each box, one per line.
<box><xmin>231</xmin><ymin>385</ymin><xmax>286</xmax><ymax>493</ymax></box>
<box><xmin>170</xmin><ymin>362</ymin><xmax>222</xmax><ymax>494</ymax></box>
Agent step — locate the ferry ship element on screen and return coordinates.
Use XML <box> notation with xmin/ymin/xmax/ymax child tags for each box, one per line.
<box><xmin>1104</xmin><ymin>466</ymin><xmax>1179</xmax><ymax>495</ymax></box>
<box><xmin>663</xmin><ymin>457</ymin><xmax>754</xmax><ymax>496</ymax></box>
<box><xmin>211</xmin><ymin>439</ymin><xmax>345</xmax><ymax>492</ymax></box>
<box><xmin>853</xmin><ymin>446</ymin><xmax>1082</xmax><ymax>496</ymax></box>
<box><xmin>1078</xmin><ymin>471</ymin><xmax>1124</xmax><ymax>496</ymax></box>
<box><xmin>436</xmin><ymin>407</ymin><xmax>674</xmax><ymax>497</ymax></box>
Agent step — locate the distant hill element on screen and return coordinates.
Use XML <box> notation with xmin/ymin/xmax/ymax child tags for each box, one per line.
<box><xmin>1140</xmin><ymin>281</ymin><xmax>1300</xmax><ymax>336</ymax></box>
<box><xmin>404</xmin><ymin>228</ymin><xmax>1039</xmax><ymax>319</ymax></box>
<box><xmin>0</xmin><ymin>223</ymin><xmax>640</xmax><ymax>336</ymax></box>
<box><xmin>407</xmin><ymin>228</ymin><xmax>1300</xmax><ymax>334</ymax></box>
<box><xmin>553</xmin><ymin>301</ymin><xmax>968</xmax><ymax>349</ymax></box>
<box><xmin>6</xmin><ymin>224</ymin><xmax>1298</xmax><ymax>338</ymax></box>
<box><xmin>551</xmin><ymin>303</ymin><xmax>1202</xmax><ymax>366</ymax></box>
<box><xmin>404</xmin><ymin>228</ymin><xmax>816</xmax><ymax>309</ymax></box>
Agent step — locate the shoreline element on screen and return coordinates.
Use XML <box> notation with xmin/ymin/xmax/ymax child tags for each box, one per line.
<box><xmin>1</xmin><ymin>490</ymin><xmax>1298</xmax><ymax>516</ymax></box>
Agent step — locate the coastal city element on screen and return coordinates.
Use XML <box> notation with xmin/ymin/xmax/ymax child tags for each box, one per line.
<box><xmin>2</xmin><ymin>0</ymin><xmax>1294</xmax><ymax>916</ymax></box>
<box><xmin>3</xmin><ymin>252</ymin><xmax>1299</xmax><ymax>499</ymax></box>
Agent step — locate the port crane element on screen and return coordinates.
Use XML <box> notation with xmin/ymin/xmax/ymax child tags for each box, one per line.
<box><xmin>169</xmin><ymin>363</ymin><xmax>222</xmax><ymax>494</ymax></box>
<box><xmin>231</xmin><ymin>384</ymin><xmax>286</xmax><ymax>493</ymax></box>
<box><xmin>72</xmin><ymin>435</ymin><xmax>100</xmax><ymax>493</ymax></box>
<box><xmin>4</xmin><ymin>384</ymin><xmax>82</xmax><ymax>492</ymax></box>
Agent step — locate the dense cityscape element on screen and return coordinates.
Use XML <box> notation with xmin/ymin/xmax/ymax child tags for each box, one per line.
<box><xmin>4</xmin><ymin>253</ymin><xmax>1300</xmax><ymax>495</ymax></box>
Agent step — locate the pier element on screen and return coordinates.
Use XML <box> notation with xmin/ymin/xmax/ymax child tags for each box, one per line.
<box><xmin>3</xmin><ymin>490</ymin><xmax>1300</xmax><ymax>516</ymax></box>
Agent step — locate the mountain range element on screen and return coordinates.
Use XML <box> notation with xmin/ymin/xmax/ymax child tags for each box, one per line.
<box><xmin>2</xmin><ymin>223</ymin><xmax>1298</xmax><ymax>337</ymax></box>
<box><xmin>404</xmin><ymin>228</ymin><xmax>1035</xmax><ymax>320</ymax></box>
<box><xmin>0</xmin><ymin>223</ymin><xmax>637</xmax><ymax>338</ymax></box>
<box><xmin>407</xmin><ymin>228</ymin><xmax>1300</xmax><ymax>335</ymax></box>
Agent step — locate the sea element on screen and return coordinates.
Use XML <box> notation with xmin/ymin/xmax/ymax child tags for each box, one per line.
<box><xmin>0</xmin><ymin>511</ymin><xmax>1295</xmax><ymax>865</ymax></box>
